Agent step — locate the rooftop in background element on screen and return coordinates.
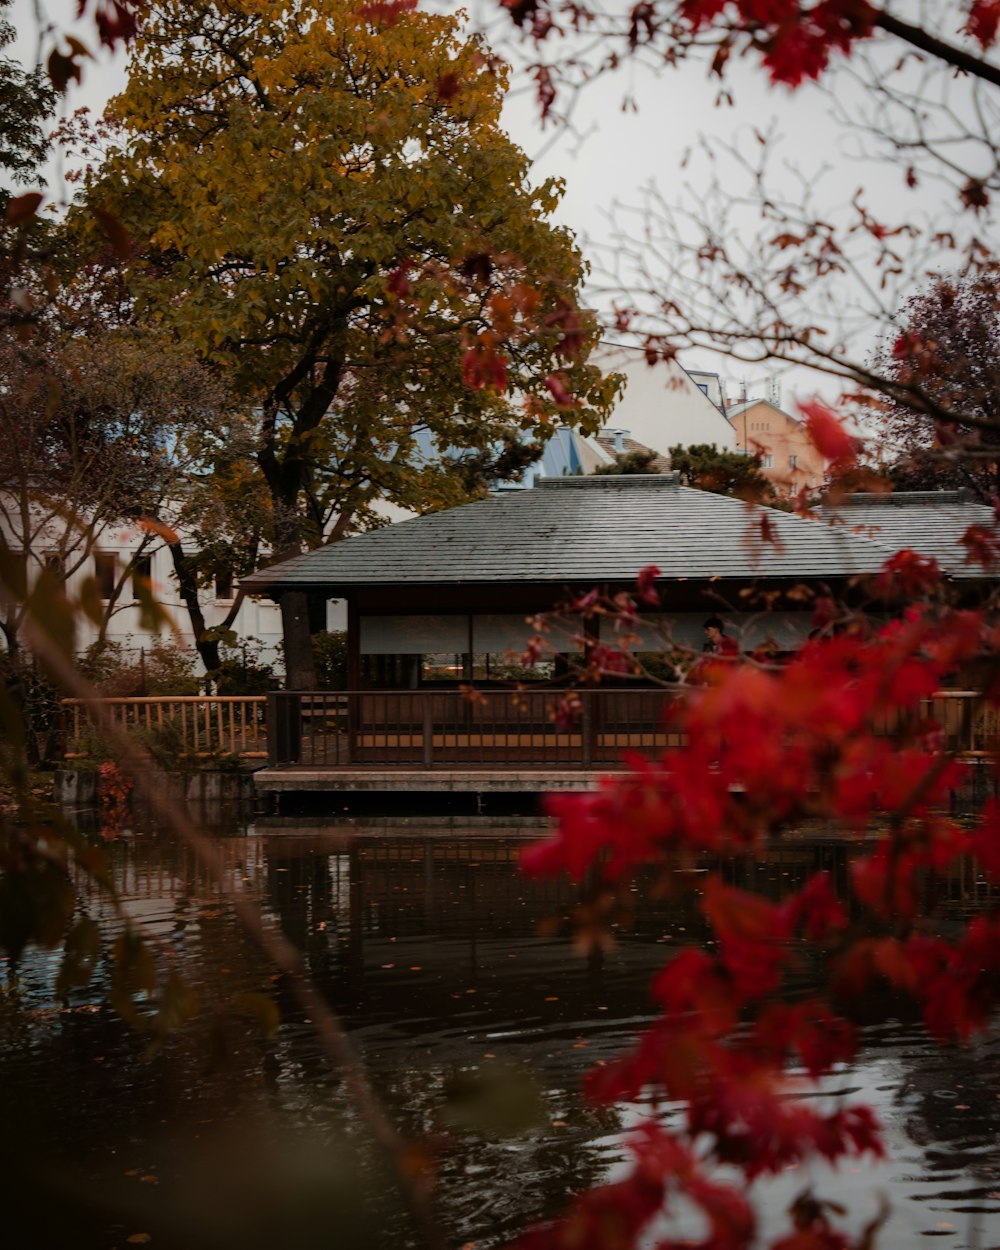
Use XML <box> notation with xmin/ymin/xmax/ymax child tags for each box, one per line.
<box><xmin>243</xmin><ymin>474</ymin><xmax>897</xmax><ymax>596</ymax></box>
<box><xmin>593</xmin><ymin>432</ymin><xmax>671</xmax><ymax>473</ymax></box>
<box><xmin>821</xmin><ymin>490</ymin><xmax>996</xmax><ymax>577</ymax></box>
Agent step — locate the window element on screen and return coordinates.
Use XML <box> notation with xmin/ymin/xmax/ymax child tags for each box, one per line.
<box><xmin>43</xmin><ymin>552</ymin><xmax>64</xmax><ymax>580</ymax></box>
<box><xmin>215</xmin><ymin>569</ymin><xmax>234</xmax><ymax>601</ymax></box>
<box><xmin>3</xmin><ymin>551</ymin><xmax>28</xmax><ymax>596</ymax></box>
<box><xmin>789</xmin><ymin>454</ymin><xmax>798</xmax><ymax>469</ymax></box>
<box><xmin>132</xmin><ymin>555</ymin><xmax>153</xmax><ymax>600</ymax></box>
<box><xmin>94</xmin><ymin>552</ymin><xmax>117</xmax><ymax>600</ymax></box>
<box><xmin>696</xmin><ymin>382</ymin><xmax>709</xmax><ymax>395</ymax></box>
<box><xmin>763</xmin><ymin>454</ymin><xmax>773</xmax><ymax>468</ymax></box>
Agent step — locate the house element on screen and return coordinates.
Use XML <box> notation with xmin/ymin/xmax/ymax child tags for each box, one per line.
<box><xmin>586</xmin><ymin>344</ymin><xmax>737</xmax><ymax>461</ymax></box>
<box><xmin>242</xmin><ymin>473</ymin><xmax>900</xmax><ymax>691</ymax></box>
<box><xmin>728</xmin><ymin>398</ymin><xmax>827</xmax><ymax>496</ymax></box>
<box><xmin>820</xmin><ymin>489</ymin><xmax>997</xmax><ymax>575</ymax></box>
<box><xmin>237</xmin><ymin>474</ymin><xmax>1000</xmax><ymax>792</ymax></box>
<box><xmin>0</xmin><ymin>507</ymin><xmax>293</xmax><ymax>674</ymax></box>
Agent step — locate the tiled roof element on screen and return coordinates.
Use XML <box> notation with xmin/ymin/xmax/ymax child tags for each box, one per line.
<box><xmin>594</xmin><ymin>436</ymin><xmax>672</xmax><ymax>473</ymax></box>
<box><xmin>243</xmin><ymin>475</ymin><xmax>896</xmax><ymax>594</ymax></box>
<box><xmin>820</xmin><ymin>491</ymin><xmax>997</xmax><ymax>577</ymax></box>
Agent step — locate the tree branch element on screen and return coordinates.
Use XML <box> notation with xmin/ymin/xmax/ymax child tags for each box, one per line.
<box><xmin>875</xmin><ymin>8</ymin><xmax>1000</xmax><ymax>90</ymax></box>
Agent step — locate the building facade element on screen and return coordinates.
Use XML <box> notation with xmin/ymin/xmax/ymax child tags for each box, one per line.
<box><xmin>727</xmin><ymin>398</ymin><xmax>827</xmax><ymax>496</ymax></box>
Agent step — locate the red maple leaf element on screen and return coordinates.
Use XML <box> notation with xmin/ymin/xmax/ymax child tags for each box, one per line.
<box><xmin>798</xmin><ymin>398</ymin><xmax>858</xmax><ymax>463</ymax></box>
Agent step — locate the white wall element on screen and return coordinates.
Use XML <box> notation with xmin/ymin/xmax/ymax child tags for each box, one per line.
<box><xmin>0</xmin><ymin>508</ymin><xmax>298</xmax><ymax>673</ymax></box>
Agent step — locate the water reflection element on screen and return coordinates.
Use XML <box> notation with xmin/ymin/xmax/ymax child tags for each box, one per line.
<box><xmin>1</xmin><ymin>812</ymin><xmax>999</xmax><ymax>1249</ymax></box>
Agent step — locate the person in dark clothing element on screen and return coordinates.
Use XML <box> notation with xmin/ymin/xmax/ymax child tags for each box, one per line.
<box><xmin>703</xmin><ymin>616</ymin><xmax>738</xmax><ymax>656</ymax></box>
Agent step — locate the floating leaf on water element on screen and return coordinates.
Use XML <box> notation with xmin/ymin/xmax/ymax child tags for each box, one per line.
<box><xmin>232</xmin><ymin>991</ymin><xmax>280</xmax><ymax>1038</ymax></box>
<box><xmin>439</xmin><ymin>1063</ymin><xmax>548</xmax><ymax>1138</ymax></box>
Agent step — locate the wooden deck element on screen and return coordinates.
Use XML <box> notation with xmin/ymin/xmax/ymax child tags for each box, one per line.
<box><xmin>253</xmin><ymin>765</ymin><xmax>607</xmax><ymax>795</ymax></box>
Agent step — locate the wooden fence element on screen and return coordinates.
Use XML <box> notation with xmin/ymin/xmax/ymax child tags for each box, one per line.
<box><xmin>61</xmin><ymin>695</ymin><xmax>268</xmax><ymax>760</ymax></box>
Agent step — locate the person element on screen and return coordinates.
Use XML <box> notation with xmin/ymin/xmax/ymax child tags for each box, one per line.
<box><xmin>703</xmin><ymin>616</ymin><xmax>738</xmax><ymax>656</ymax></box>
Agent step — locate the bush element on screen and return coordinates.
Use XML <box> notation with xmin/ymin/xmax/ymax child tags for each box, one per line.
<box><xmin>77</xmin><ymin>639</ymin><xmax>200</xmax><ymax>696</ymax></box>
<box><xmin>312</xmin><ymin>630</ymin><xmax>348</xmax><ymax>689</ymax></box>
<box><xmin>205</xmin><ymin>636</ymin><xmax>278</xmax><ymax>696</ymax></box>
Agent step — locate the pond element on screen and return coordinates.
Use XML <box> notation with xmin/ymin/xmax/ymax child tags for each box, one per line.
<box><xmin>2</xmin><ymin>808</ymin><xmax>999</xmax><ymax>1250</ymax></box>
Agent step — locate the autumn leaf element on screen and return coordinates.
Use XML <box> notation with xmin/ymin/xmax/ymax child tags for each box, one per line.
<box><xmin>6</xmin><ymin>191</ymin><xmax>44</xmax><ymax>225</ymax></box>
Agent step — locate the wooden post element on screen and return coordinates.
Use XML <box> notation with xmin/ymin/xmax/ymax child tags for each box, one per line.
<box><xmin>423</xmin><ymin>693</ymin><xmax>433</xmax><ymax>768</ymax></box>
<box><xmin>581</xmin><ymin>690</ymin><xmax>593</xmax><ymax>770</ymax></box>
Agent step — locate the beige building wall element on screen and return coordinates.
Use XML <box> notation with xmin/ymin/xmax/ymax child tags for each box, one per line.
<box><xmin>729</xmin><ymin>399</ymin><xmax>827</xmax><ymax>496</ymax></box>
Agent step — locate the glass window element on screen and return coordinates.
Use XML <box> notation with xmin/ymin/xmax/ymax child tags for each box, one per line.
<box><xmin>3</xmin><ymin>550</ymin><xmax>28</xmax><ymax>597</ymax></box>
<box><xmin>215</xmin><ymin>569</ymin><xmax>234</xmax><ymax>601</ymax></box>
<box><xmin>789</xmin><ymin>454</ymin><xmax>798</xmax><ymax>468</ymax></box>
<box><xmin>421</xmin><ymin>653</ymin><xmax>467</xmax><ymax>682</ymax></box>
<box><xmin>94</xmin><ymin>552</ymin><xmax>117</xmax><ymax>600</ymax></box>
<box><xmin>132</xmin><ymin>555</ymin><xmax>152</xmax><ymax>600</ymax></box>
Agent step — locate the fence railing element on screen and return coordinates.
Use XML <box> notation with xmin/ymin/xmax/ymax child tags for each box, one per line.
<box><xmin>61</xmin><ymin>695</ymin><xmax>268</xmax><ymax>760</ymax></box>
<box><xmin>60</xmin><ymin>688</ymin><xmax>1000</xmax><ymax>770</ymax></box>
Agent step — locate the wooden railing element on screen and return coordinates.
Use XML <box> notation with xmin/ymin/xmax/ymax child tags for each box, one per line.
<box><xmin>62</xmin><ymin>695</ymin><xmax>268</xmax><ymax>760</ymax></box>
<box><xmin>266</xmin><ymin>687</ymin><xmax>1000</xmax><ymax>770</ymax></box>
<box><xmin>268</xmin><ymin>687</ymin><xmax>694</xmax><ymax>769</ymax></box>
<box><xmin>60</xmin><ymin>688</ymin><xmax>1000</xmax><ymax>770</ymax></box>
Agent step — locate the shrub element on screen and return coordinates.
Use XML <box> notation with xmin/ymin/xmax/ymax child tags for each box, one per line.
<box><xmin>312</xmin><ymin>630</ymin><xmax>348</xmax><ymax>689</ymax></box>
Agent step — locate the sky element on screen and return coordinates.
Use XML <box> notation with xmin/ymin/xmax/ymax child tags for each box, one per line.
<box><xmin>9</xmin><ymin>0</ymin><xmax>979</xmax><ymax>406</ymax></box>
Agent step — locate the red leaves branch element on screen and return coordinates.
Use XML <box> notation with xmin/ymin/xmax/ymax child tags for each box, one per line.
<box><xmin>520</xmin><ymin>595</ymin><xmax>998</xmax><ymax>1250</ymax></box>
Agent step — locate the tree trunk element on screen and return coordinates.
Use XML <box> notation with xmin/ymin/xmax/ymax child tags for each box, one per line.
<box><xmin>168</xmin><ymin>541</ymin><xmax>223</xmax><ymax>672</ymax></box>
<box><xmin>281</xmin><ymin>590</ymin><xmax>317</xmax><ymax>689</ymax></box>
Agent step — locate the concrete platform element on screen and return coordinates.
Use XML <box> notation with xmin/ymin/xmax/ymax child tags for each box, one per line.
<box><xmin>252</xmin><ymin>767</ymin><xmax>605</xmax><ymax>795</ymax></box>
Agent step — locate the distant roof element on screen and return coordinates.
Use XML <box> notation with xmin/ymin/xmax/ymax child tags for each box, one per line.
<box><xmin>821</xmin><ymin>490</ymin><xmax>997</xmax><ymax>577</ymax></box>
<box><xmin>594</xmin><ymin>435</ymin><xmax>671</xmax><ymax>473</ymax></box>
<box><xmin>243</xmin><ymin>475</ymin><xmax>897</xmax><ymax>596</ymax></box>
<box><xmin>727</xmin><ymin>398</ymin><xmax>797</xmax><ymax>422</ymax></box>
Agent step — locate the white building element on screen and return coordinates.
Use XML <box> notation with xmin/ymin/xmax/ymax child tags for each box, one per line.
<box><xmin>590</xmin><ymin>343</ymin><xmax>737</xmax><ymax>457</ymax></box>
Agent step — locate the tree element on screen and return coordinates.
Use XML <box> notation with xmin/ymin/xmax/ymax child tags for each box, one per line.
<box><xmin>0</xmin><ymin>0</ymin><xmax>54</xmax><ymax>210</ymax></box>
<box><xmin>871</xmin><ymin>272</ymin><xmax>1000</xmax><ymax>498</ymax></box>
<box><xmin>667</xmin><ymin>442</ymin><xmax>775</xmax><ymax>500</ymax></box>
<box><xmin>0</xmin><ymin>325</ymin><xmax>230</xmax><ymax>666</ymax></box>
<box><xmin>593</xmin><ymin>446</ymin><xmax>662</xmax><ymax>474</ymax></box>
<box><xmin>468</xmin><ymin>1</ymin><xmax>1000</xmax><ymax>444</ymax></box>
<box><xmin>79</xmin><ymin>0</ymin><xmax>618</xmax><ymax>686</ymax></box>
<box><xmin>0</xmin><ymin>0</ymin><xmax>57</xmax><ymax>340</ymax></box>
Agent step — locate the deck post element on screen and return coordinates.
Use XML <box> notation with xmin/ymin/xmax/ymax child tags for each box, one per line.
<box><xmin>268</xmin><ymin>692</ymin><xmax>302</xmax><ymax>765</ymax></box>
<box><xmin>581</xmin><ymin>692</ymin><xmax>593</xmax><ymax>770</ymax></box>
<box><xmin>266</xmin><ymin>692</ymin><xmax>280</xmax><ymax>766</ymax></box>
<box><xmin>422</xmin><ymin>695</ymin><xmax>433</xmax><ymax>768</ymax></box>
